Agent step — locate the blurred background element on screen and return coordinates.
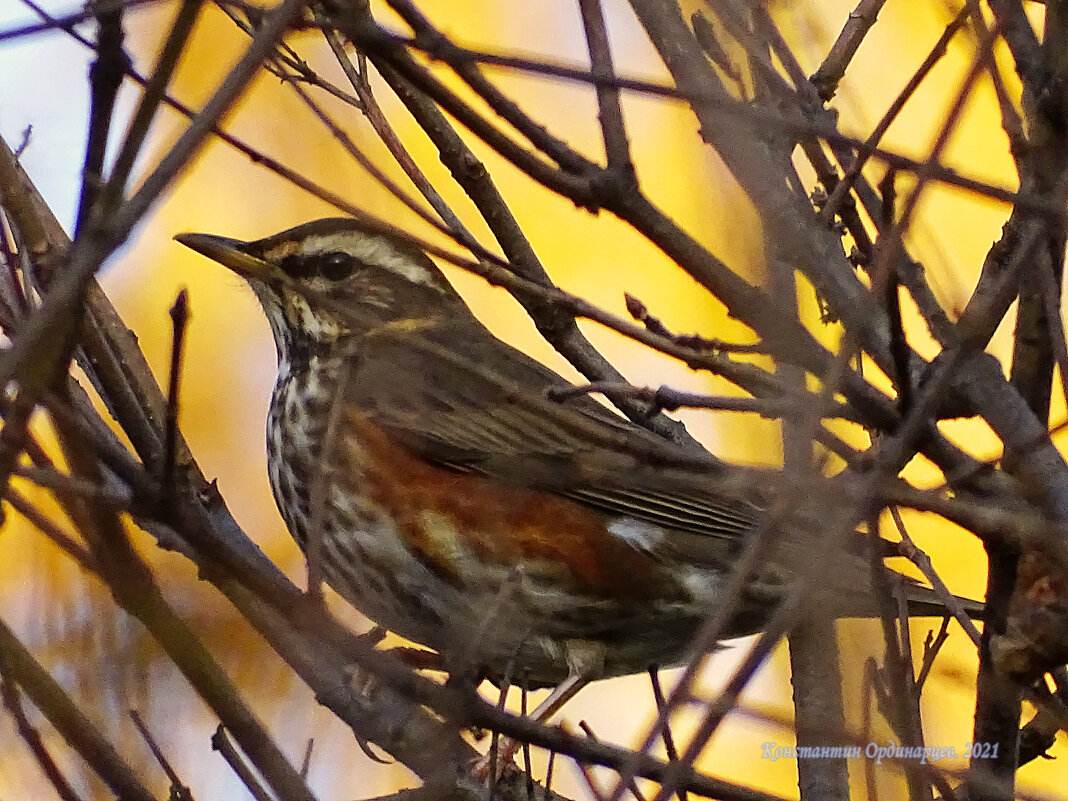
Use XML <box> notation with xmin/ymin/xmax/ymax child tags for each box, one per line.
<box><xmin>0</xmin><ymin>1</ymin><xmax>1059</xmax><ymax>798</ymax></box>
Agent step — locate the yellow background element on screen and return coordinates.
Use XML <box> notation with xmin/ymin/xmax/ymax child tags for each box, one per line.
<box><xmin>1</xmin><ymin>1</ymin><xmax>1063</xmax><ymax>799</ymax></box>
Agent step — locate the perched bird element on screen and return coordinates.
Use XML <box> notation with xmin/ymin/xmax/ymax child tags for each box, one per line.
<box><xmin>176</xmin><ymin>218</ymin><xmax>964</xmax><ymax>701</ymax></box>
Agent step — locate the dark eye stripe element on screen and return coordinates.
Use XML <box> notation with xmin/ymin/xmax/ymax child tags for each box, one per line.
<box><xmin>279</xmin><ymin>252</ymin><xmax>357</xmax><ymax>281</ymax></box>
<box><xmin>280</xmin><ymin>254</ymin><xmax>317</xmax><ymax>278</ymax></box>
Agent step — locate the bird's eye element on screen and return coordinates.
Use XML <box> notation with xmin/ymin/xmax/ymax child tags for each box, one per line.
<box><xmin>319</xmin><ymin>252</ymin><xmax>353</xmax><ymax>281</ymax></box>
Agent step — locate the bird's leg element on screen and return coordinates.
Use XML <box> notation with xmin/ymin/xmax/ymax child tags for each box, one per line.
<box><xmin>473</xmin><ymin>641</ymin><xmax>604</xmax><ymax>782</ymax></box>
<box><xmin>344</xmin><ymin>638</ymin><xmax>444</xmax><ymax>697</ymax></box>
<box><xmin>385</xmin><ymin>645</ymin><xmax>446</xmax><ymax>672</ymax></box>
<box><xmin>525</xmin><ymin>669</ymin><xmax>591</xmax><ymax>721</ymax></box>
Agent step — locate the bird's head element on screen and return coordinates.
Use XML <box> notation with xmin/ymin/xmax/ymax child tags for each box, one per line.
<box><xmin>176</xmin><ymin>218</ymin><xmax>470</xmax><ymax>359</ymax></box>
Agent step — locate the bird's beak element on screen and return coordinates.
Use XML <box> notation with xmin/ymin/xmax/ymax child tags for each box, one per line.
<box><xmin>174</xmin><ymin>232</ymin><xmax>276</xmax><ymax>280</ymax></box>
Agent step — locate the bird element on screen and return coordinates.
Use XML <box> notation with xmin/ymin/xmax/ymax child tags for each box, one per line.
<box><xmin>175</xmin><ymin>218</ymin><xmax>971</xmax><ymax>706</ymax></box>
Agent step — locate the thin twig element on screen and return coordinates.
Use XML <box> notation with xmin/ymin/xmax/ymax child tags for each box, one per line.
<box><xmin>915</xmin><ymin>617</ymin><xmax>951</xmax><ymax>690</ymax></box>
<box><xmin>299</xmin><ymin>738</ymin><xmax>314</xmax><ymax>779</ymax></box>
<box><xmin>578</xmin><ymin>0</ymin><xmax>634</xmax><ymax>173</ymax></box>
<box><xmin>648</xmin><ymin>668</ymin><xmax>687</xmax><ymax>801</ymax></box>
<box><xmin>0</xmin><ymin>616</ymin><xmax>156</xmax><ymax>801</ymax></box>
<box><xmin>0</xmin><ymin>678</ymin><xmax>85</xmax><ymax>801</ymax></box>
<box><xmin>162</xmin><ymin>289</ymin><xmax>189</xmax><ymax>495</ymax></box>
<box><xmin>211</xmin><ymin>726</ymin><xmax>276</xmax><ymax>801</ymax></box>
<box><xmin>129</xmin><ymin>709</ymin><xmax>194</xmax><ymax>801</ymax></box>
<box><xmin>889</xmin><ymin>507</ymin><xmax>982</xmax><ymax>646</ymax></box>
<box><xmin>3</xmin><ymin>487</ymin><xmax>97</xmax><ymax>573</ymax></box>
<box><xmin>103</xmin><ymin>0</ymin><xmax>203</xmax><ymax>201</ymax></box>
<box><xmin>354</xmin><ymin>27</ymin><xmax>1056</xmax><ymax>212</ymax></box>
<box><xmin>810</xmin><ymin>0</ymin><xmax>888</xmax><ymax>100</ymax></box>
<box><xmin>547</xmin><ymin>381</ymin><xmax>857</xmax><ymax>423</ymax></box>
<box><xmin>623</xmin><ymin>293</ymin><xmax>768</xmax><ymax>354</ymax></box>
<box><xmin>75</xmin><ymin>0</ymin><xmax>128</xmax><ymax>236</ymax></box>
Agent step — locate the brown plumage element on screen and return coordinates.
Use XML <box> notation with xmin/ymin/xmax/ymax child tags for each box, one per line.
<box><xmin>176</xmin><ymin>218</ymin><xmax>972</xmax><ymax>688</ymax></box>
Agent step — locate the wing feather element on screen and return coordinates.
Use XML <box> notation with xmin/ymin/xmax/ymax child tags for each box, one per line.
<box><xmin>338</xmin><ymin>318</ymin><xmax>971</xmax><ymax>620</ymax></box>
<box><xmin>346</xmin><ymin>318</ymin><xmax>762</xmax><ymax>546</ymax></box>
